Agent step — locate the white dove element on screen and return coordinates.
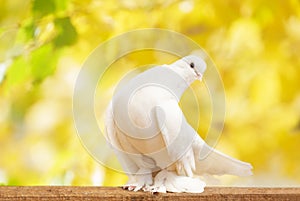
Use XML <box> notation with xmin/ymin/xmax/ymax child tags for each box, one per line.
<box><xmin>105</xmin><ymin>55</ymin><xmax>253</xmax><ymax>193</ymax></box>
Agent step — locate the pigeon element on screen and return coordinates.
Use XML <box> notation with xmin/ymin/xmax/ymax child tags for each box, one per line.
<box><xmin>105</xmin><ymin>55</ymin><xmax>253</xmax><ymax>193</ymax></box>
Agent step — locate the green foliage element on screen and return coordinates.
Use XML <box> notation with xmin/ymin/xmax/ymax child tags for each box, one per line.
<box><xmin>31</xmin><ymin>44</ymin><xmax>58</xmax><ymax>82</ymax></box>
<box><xmin>54</xmin><ymin>17</ymin><xmax>78</xmax><ymax>47</ymax></box>
<box><xmin>5</xmin><ymin>56</ymin><xmax>30</xmax><ymax>88</ymax></box>
<box><xmin>18</xmin><ymin>20</ymin><xmax>36</xmax><ymax>42</ymax></box>
<box><xmin>32</xmin><ymin>0</ymin><xmax>56</xmax><ymax>19</ymax></box>
<box><xmin>5</xmin><ymin>44</ymin><xmax>58</xmax><ymax>90</ymax></box>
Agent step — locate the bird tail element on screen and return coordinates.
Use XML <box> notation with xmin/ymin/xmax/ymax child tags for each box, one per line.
<box><xmin>193</xmin><ymin>138</ymin><xmax>253</xmax><ymax>177</ymax></box>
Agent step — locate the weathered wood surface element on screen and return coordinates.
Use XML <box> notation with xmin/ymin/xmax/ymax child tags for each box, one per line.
<box><xmin>0</xmin><ymin>186</ymin><xmax>299</xmax><ymax>201</ymax></box>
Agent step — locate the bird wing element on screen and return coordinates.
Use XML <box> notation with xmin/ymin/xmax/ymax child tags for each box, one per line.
<box><xmin>193</xmin><ymin>136</ymin><xmax>253</xmax><ymax>176</ymax></box>
<box><xmin>154</xmin><ymin>99</ymin><xmax>196</xmax><ymax>173</ymax></box>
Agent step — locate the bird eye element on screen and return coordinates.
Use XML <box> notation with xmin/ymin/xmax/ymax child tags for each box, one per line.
<box><xmin>190</xmin><ymin>62</ymin><xmax>194</xmax><ymax>68</ymax></box>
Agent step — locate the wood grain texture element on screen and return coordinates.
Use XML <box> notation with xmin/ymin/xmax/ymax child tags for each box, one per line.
<box><xmin>0</xmin><ymin>187</ymin><xmax>299</xmax><ymax>201</ymax></box>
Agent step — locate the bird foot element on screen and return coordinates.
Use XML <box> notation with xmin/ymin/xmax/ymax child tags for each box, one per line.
<box><xmin>123</xmin><ymin>183</ymin><xmax>143</xmax><ymax>192</ymax></box>
<box><xmin>123</xmin><ymin>171</ymin><xmax>153</xmax><ymax>192</ymax></box>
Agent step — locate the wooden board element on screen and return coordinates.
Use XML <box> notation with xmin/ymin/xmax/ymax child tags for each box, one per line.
<box><xmin>0</xmin><ymin>186</ymin><xmax>300</xmax><ymax>201</ymax></box>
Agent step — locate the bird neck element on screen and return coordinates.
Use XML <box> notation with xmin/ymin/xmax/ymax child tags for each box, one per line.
<box><xmin>122</xmin><ymin>66</ymin><xmax>192</xmax><ymax>102</ymax></box>
<box><xmin>161</xmin><ymin>65</ymin><xmax>192</xmax><ymax>100</ymax></box>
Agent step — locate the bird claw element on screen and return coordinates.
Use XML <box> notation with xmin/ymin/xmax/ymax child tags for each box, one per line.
<box><xmin>123</xmin><ymin>183</ymin><xmax>166</xmax><ymax>193</ymax></box>
<box><xmin>123</xmin><ymin>171</ymin><xmax>153</xmax><ymax>192</ymax></box>
<box><xmin>123</xmin><ymin>183</ymin><xmax>144</xmax><ymax>192</ymax></box>
<box><xmin>123</xmin><ymin>185</ymin><xmax>136</xmax><ymax>191</ymax></box>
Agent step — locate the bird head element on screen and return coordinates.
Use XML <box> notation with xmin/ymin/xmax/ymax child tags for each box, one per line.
<box><xmin>171</xmin><ymin>55</ymin><xmax>207</xmax><ymax>83</ymax></box>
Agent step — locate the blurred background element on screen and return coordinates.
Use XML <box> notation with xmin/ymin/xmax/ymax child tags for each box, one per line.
<box><xmin>0</xmin><ymin>0</ymin><xmax>300</xmax><ymax>186</ymax></box>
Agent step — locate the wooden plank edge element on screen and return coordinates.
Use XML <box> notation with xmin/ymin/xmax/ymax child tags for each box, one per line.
<box><xmin>0</xmin><ymin>186</ymin><xmax>299</xmax><ymax>201</ymax></box>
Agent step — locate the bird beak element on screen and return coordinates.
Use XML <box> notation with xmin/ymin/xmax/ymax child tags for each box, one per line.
<box><xmin>194</xmin><ymin>71</ymin><xmax>203</xmax><ymax>81</ymax></box>
<box><xmin>197</xmin><ymin>73</ymin><xmax>203</xmax><ymax>81</ymax></box>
